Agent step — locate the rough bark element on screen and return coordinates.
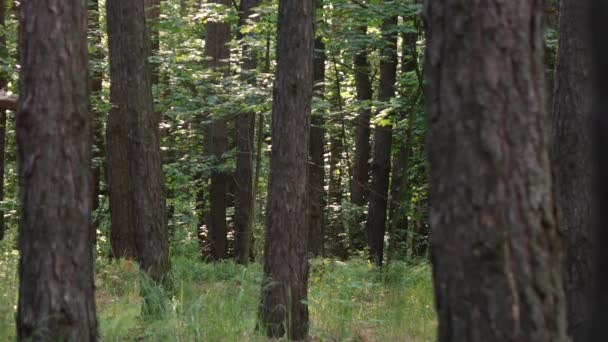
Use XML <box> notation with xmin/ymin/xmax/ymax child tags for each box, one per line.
<box><xmin>107</xmin><ymin>0</ymin><xmax>170</xmax><ymax>282</ymax></box>
<box><xmin>308</xmin><ymin>0</ymin><xmax>325</xmax><ymax>258</ymax></box>
<box><xmin>552</xmin><ymin>1</ymin><xmax>593</xmax><ymax>340</ymax></box>
<box><xmin>16</xmin><ymin>0</ymin><xmax>97</xmax><ymax>339</ymax></box>
<box><xmin>205</xmin><ymin>0</ymin><xmax>231</xmax><ymax>260</ymax></box>
<box><xmin>350</xmin><ymin>25</ymin><xmax>373</xmax><ymax>250</ymax></box>
<box><xmin>234</xmin><ymin>0</ymin><xmax>260</xmax><ymax>264</ymax></box>
<box><xmin>424</xmin><ymin>1</ymin><xmax>569</xmax><ymax>341</ymax></box>
<box><xmin>366</xmin><ymin>15</ymin><xmax>398</xmax><ymax>267</ymax></box>
<box><xmin>0</xmin><ymin>0</ymin><xmax>7</xmax><ymax>241</ymax></box>
<box><xmin>258</xmin><ymin>0</ymin><xmax>314</xmax><ymax>339</ymax></box>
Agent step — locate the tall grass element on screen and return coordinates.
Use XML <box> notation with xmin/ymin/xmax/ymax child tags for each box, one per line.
<box><xmin>0</xmin><ymin>230</ymin><xmax>436</xmax><ymax>341</ymax></box>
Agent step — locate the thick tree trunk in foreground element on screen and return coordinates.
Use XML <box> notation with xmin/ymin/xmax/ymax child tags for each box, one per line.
<box><xmin>308</xmin><ymin>0</ymin><xmax>325</xmax><ymax>258</ymax></box>
<box><xmin>205</xmin><ymin>0</ymin><xmax>231</xmax><ymax>260</ymax></box>
<box><xmin>366</xmin><ymin>14</ymin><xmax>398</xmax><ymax>267</ymax></box>
<box><xmin>350</xmin><ymin>25</ymin><xmax>373</xmax><ymax>250</ymax></box>
<box><xmin>425</xmin><ymin>1</ymin><xmax>569</xmax><ymax>341</ymax></box>
<box><xmin>234</xmin><ymin>0</ymin><xmax>260</xmax><ymax>264</ymax></box>
<box><xmin>107</xmin><ymin>0</ymin><xmax>169</xmax><ymax>282</ymax></box>
<box><xmin>16</xmin><ymin>0</ymin><xmax>97</xmax><ymax>339</ymax></box>
<box><xmin>552</xmin><ymin>1</ymin><xmax>593</xmax><ymax>340</ymax></box>
<box><xmin>259</xmin><ymin>0</ymin><xmax>314</xmax><ymax>339</ymax></box>
<box><xmin>0</xmin><ymin>0</ymin><xmax>8</xmax><ymax>241</ymax></box>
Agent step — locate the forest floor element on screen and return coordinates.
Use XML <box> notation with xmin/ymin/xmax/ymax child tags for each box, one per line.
<box><xmin>0</xmin><ymin>235</ymin><xmax>436</xmax><ymax>341</ymax></box>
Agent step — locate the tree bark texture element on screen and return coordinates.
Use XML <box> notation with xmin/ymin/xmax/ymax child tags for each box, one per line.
<box><xmin>552</xmin><ymin>1</ymin><xmax>593</xmax><ymax>340</ymax></box>
<box><xmin>16</xmin><ymin>0</ymin><xmax>98</xmax><ymax>339</ymax></box>
<box><xmin>366</xmin><ymin>15</ymin><xmax>398</xmax><ymax>267</ymax></box>
<box><xmin>350</xmin><ymin>25</ymin><xmax>373</xmax><ymax>250</ymax></box>
<box><xmin>234</xmin><ymin>0</ymin><xmax>260</xmax><ymax>264</ymax></box>
<box><xmin>259</xmin><ymin>0</ymin><xmax>315</xmax><ymax>339</ymax></box>
<box><xmin>0</xmin><ymin>0</ymin><xmax>8</xmax><ymax>241</ymax></box>
<box><xmin>205</xmin><ymin>0</ymin><xmax>231</xmax><ymax>260</ymax></box>
<box><xmin>107</xmin><ymin>0</ymin><xmax>170</xmax><ymax>282</ymax></box>
<box><xmin>308</xmin><ymin>0</ymin><xmax>325</xmax><ymax>258</ymax></box>
<box><xmin>424</xmin><ymin>1</ymin><xmax>569</xmax><ymax>341</ymax></box>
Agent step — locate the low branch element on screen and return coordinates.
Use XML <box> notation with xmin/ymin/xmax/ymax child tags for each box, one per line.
<box><xmin>0</xmin><ymin>91</ymin><xmax>17</xmax><ymax>111</ymax></box>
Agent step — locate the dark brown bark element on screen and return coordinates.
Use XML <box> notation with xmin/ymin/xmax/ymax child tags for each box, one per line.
<box><xmin>350</xmin><ymin>25</ymin><xmax>373</xmax><ymax>251</ymax></box>
<box><xmin>16</xmin><ymin>0</ymin><xmax>97</xmax><ymax>339</ymax></box>
<box><xmin>425</xmin><ymin>1</ymin><xmax>569</xmax><ymax>341</ymax></box>
<box><xmin>588</xmin><ymin>2</ymin><xmax>608</xmax><ymax>341</ymax></box>
<box><xmin>366</xmin><ymin>14</ymin><xmax>398</xmax><ymax>267</ymax></box>
<box><xmin>107</xmin><ymin>0</ymin><xmax>170</xmax><ymax>282</ymax></box>
<box><xmin>145</xmin><ymin>0</ymin><xmax>161</xmax><ymax>86</ymax></box>
<box><xmin>234</xmin><ymin>0</ymin><xmax>260</xmax><ymax>264</ymax></box>
<box><xmin>0</xmin><ymin>0</ymin><xmax>7</xmax><ymax>241</ymax></box>
<box><xmin>552</xmin><ymin>1</ymin><xmax>593</xmax><ymax>340</ymax></box>
<box><xmin>308</xmin><ymin>0</ymin><xmax>325</xmax><ymax>258</ymax></box>
<box><xmin>258</xmin><ymin>0</ymin><xmax>314</xmax><ymax>339</ymax></box>
<box><xmin>205</xmin><ymin>0</ymin><xmax>231</xmax><ymax>261</ymax></box>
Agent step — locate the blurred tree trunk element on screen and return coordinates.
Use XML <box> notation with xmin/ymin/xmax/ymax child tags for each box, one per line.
<box><xmin>350</xmin><ymin>24</ymin><xmax>373</xmax><ymax>250</ymax></box>
<box><xmin>0</xmin><ymin>0</ymin><xmax>8</xmax><ymax>241</ymax></box>
<box><xmin>16</xmin><ymin>0</ymin><xmax>97</xmax><ymax>339</ymax></box>
<box><xmin>552</xmin><ymin>0</ymin><xmax>593</xmax><ymax>340</ymax></box>
<box><xmin>366</xmin><ymin>14</ymin><xmax>398</xmax><ymax>267</ymax></box>
<box><xmin>145</xmin><ymin>0</ymin><xmax>161</xmax><ymax>86</ymax></box>
<box><xmin>425</xmin><ymin>1</ymin><xmax>569</xmax><ymax>340</ymax></box>
<box><xmin>205</xmin><ymin>0</ymin><xmax>231</xmax><ymax>260</ymax></box>
<box><xmin>234</xmin><ymin>0</ymin><xmax>260</xmax><ymax>264</ymax></box>
<box><xmin>107</xmin><ymin>0</ymin><xmax>170</xmax><ymax>282</ymax></box>
<box><xmin>258</xmin><ymin>0</ymin><xmax>314</xmax><ymax>339</ymax></box>
<box><xmin>308</xmin><ymin>0</ymin><xmax>326</xmax><ymax>258</ymax></box>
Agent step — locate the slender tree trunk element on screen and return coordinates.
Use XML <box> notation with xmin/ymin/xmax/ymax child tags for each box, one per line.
<box><xmin>205</xmin><ymin>0</ymin><xmax>231</xmax><ymax>260</ymax></box>
<box><xmin>552</xmin><ymin>1</ymin><xmax>593</xmax><ymax>340</ymax></box>
<box><xmin>16</xmin><ymin>0</ymin><xmax>97</xmax><ymax>339</ymax></box>
<box><xmin>308</xmin><ymin>0</ymin><xmax>325</xmax><ymax>258</ymax></box>
<box><xmin>366</xmin><ymin>14</ymin><xmax>398</xmax><ymax>267</ymax></box>
<box><xmin>350</xmin><ymin>25</ymin><xmax>373</xmax><ymax>251</ymax></box>
<box><xmin>425</xmin><ymin>1</ymin><xmax>569</xmax><ymax>340</ymax></box>
<box><xmin>258</xmin><ymin>0</ymin><xmax>314</xmax><ymax>339</ymax></box>
<box><xmin>234</xmin><ymin>0</ymin><xmax>260</xmax><ymax>264</ymax></box>
<box><xmin>107</xmin><ymin>0</ymin><xmax>170</xmax><ymax>283</ymax></box>
<box><xmin>0</xmin><ymin>0</ymin><xmax>7</xmax><ymax>241</ymax></box>
<box><xmin>145</xmin><ymin>0</ymin><xmax>161</xmax><ymax>86</ymax></box>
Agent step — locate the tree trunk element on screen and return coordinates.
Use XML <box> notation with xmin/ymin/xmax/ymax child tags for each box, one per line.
<box><xmin>552</xmin><ymin>1</ymin><xmax>593</xmax><ymax>340</ymax></box>
<box><xmin>350</xmin><ymin>25</ymin><xmax>373</xmax><ymax>250</ymax></box>
<box><xmin>145</xmin><ymin>0</ymin><xmax>161</xmax><ymax>86</ymax></box>
<box><xmin>366</xmin><ymin>14</ymin><xmax>398</xmax><ymax>267</ymax></box>
<box><xmin>308</xmin><ymin>0</ymin><xmax>325</xmax><ymax>258</ymax></box>
<box><xmin>0</xmin><ymin>0</ymin><xmax>7</xmax><ymax>241</ymax></box>
<box><xmin>234</xmin><ymin>0</ymin><xmax>260</xmax><ymax>264</ymax></box>
<box><xmin>258</xmin><ymin>0</ymin><xmax>314</xmax><ymax>339</ymax></box>
<box><xmin>107</xmin><ymin>0</ymin><xmax>170</xmax><ymax>283</ymax></box>
<box><xmin>425</xmin><ymin>1</ymin><xmax>569</xmax><ymax>341</ymax></box>
<box><xmin>205</xmin><ymin>0</ymin><xmax>231</xmax><ymax>261</ymax></box>
<box><xmin>16</xmin><ymin>0</ymin><xmax>97</xmax><ymax>339</ymax></box>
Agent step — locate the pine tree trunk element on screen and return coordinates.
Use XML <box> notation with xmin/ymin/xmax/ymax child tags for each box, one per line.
<box><xmin>366</xmin><ymin>14</ymin><xmax>398</xmax><ymax>267</ymax></box>
<box><xmin>16</xmin><ymin>0</ymin><xmax>97</xmax><ymax>339</ymax></box>
<box><xmin>259</xmin><ymin>0</ymin><xmax>314</xmax><ymax>339</ymax></box>
<box><xmin>552</xmin><ymin>1</ymin><xmax>593</xmax><ymax>340</ymax></box>
<box><xmin>425</xmin><ymin>1</ymin><xmax>569</xmax><ymax>340</ymax></box>
<box><xmin>234</xmin><ymin>0</ymin><xmax>260</xmax><ymax>264</ymax></box>
<box><xmin>350</xmin><ymin>25</ymin><xmax>373</xmax><ymax>250</ymax></box>
<box><xmin>205</xmin><ymin>0</ymin><xmax>231</xmax><ymax>260</ymax></box>
<box><xmin>308</xmin><ymin>0</ymin><xmax>325</xmax><ymax>258</ymax></box>
<box><xmin>107</xmin><ymin>0</ymin><xmax>170</xmax><ymax>282</ymax></box>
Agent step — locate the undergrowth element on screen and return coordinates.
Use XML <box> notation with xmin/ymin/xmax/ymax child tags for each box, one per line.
<box><xmin>0</xmin><ymin>231</ymin><xmax>436</xmax><ymax>341</ymax></box>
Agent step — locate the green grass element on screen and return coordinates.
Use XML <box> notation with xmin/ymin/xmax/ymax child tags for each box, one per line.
<box><xmin>0</xmin><ymin>233</ymin><xmax>436</xmax><ymax>341</ymax></box>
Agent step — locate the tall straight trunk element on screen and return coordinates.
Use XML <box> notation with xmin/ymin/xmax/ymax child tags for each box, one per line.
<box><xmin>107</xmin><ymin>0</ymin><xmax>169</xmax><ymax>282</ymax></box>
<box><xmin>205</xmin><ymin>0</ymin><xmax>231</xmax><ymax>260</ymax></box>
<box><xmin>366</xmin><ymin>14</ymin><xmax>398</xmax><ymax>267</ymax></box>
<box><xmin>145</xmin><ymin>0</ymin><xmax>161</xmax><ymax>86</ymax></box>
<box><xmin>0</xmin><ymin>0</ymin><xmax>7</xmax><ymax>241</ymax></box>
<box><xmin>425</xmin><ymin>1</ymin><xmax>569</xmax><ymax>341</ymax></box>
<box><xmin>234</xmin><ymin>0</ymin><xmax>260</xmax><ymax>264</ymax></box>
<box><xmin>16</xmin><ymin>0</ymin><xmax>97</xmax><ymax>339</ymax></box>
<box><xmin>308</xmin><ymin>0</ymin><xmax>325</xmax><ymax>258</ymax></box>
<box><xmin>259</xmin><ymin>0</ymin><xmax>314</xmax><ymax>339</ymax></box>
<box><xmin>589</xmin><ymin>1</ymin><xmax>608</xmax><ymax>340</ymax></box>
<box><xmin>89</xmin><ymin>0</ymin><xmax>105</xmax><ymax>237</ymax></box>
<box><xmin>552</xmin><ymin>1</ymin><xmax>593</xmax><ymax>340</ymax></box>
<box><xmin>350</xmin><ymin>25</ymin><xmax>373</xmax><ymax>250</ymax></box>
